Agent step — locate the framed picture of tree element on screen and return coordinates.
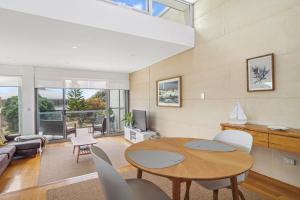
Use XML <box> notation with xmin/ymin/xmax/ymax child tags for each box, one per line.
<box><xmin>247</xmin><ymin>53</ymin><xmax>274</xmax><ymax>92</ymax></box>
<box><xmin>156</xmin><ymin>76</ymin><xmax>181</xmax><ymax>107</ymax></box>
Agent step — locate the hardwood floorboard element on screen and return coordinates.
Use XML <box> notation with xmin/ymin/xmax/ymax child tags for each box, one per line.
<box><xmin>242</xmin><ymin>171</ymin><xmax>300</xmax><ymax>200</ymax></box>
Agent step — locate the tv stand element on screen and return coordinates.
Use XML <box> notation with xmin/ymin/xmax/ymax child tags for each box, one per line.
<box><xmin>124</xmin><ymin>127</ymin><xmax>157</xmax><ymax>143</ymax></box>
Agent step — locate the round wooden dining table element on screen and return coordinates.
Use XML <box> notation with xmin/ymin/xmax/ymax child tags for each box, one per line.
<box><xmin>125</xmin><ymin>138</ymin><xmax>254</xmax><ymax>200</ymax></box>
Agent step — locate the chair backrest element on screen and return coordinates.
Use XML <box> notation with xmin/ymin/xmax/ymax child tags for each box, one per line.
<box><xmin>91</xmin><ymin>145</ymin><xmax>112</xmax><ymax>165</ymax></box>
<box><xmin>102</xmin><ymin>118</ymin><xmax>107</xmax><ymax>132</ymax></box>
<box><xmin>91</xmin><ymin>146</ymin><xmax>134</xmax><ymax>200</ymax></box>
<box><xmin>213</xmin><ymin>130</ymin><xmax>253</xmax><ymax>153</ymax></box>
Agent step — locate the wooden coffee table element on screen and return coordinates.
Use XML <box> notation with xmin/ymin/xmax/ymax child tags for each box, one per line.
<box><xmin>71</xmin><ymin>136</ymin><xmax>98</xmax><ymax>163</ymax></box>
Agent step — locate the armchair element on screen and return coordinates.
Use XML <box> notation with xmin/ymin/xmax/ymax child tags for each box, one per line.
<box><xmin>66</xmin><ymin>123</ymin><xmax>77</xmax><ymax>138</ymax></box>
<box><xmin>92</xmin><ymin>117</ymin><xmax>106</xmax><ymax>137</ymax></box>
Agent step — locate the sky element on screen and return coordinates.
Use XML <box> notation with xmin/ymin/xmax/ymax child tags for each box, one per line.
<box><xmin>0</xmin><ymin>87</ymin><xmax>18</xmax><ymax>100</ymax></box>
<box><xmin>38</xmin><ymin>88</ymin><xmax>101</xmax><ymax>100</ymax></box>
<box><xmin>0</xmin><ymin>88</ymin><xmax>108</xmax><ymax>101</ymax></box>
<box><xmin>112</xmin><ymin>0</ymin><xmax>167</xmax><ymax>16</ymax></box>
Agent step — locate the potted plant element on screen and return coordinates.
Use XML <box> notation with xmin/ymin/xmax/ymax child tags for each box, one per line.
<box><xmin>122</xmin><ymin>112</ymin><xmax>133</xmax><ymax>128</ymax></box>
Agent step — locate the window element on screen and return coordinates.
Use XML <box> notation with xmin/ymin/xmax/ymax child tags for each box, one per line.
<box><xmin>111</xmin><ymin>0</ymin><xmax>148</xmax><ymax>12</ymax></box>
<box><xmin>0</xmin><ymin>76</ymin><xmax>22</xmax><ymax>135</ymax></box>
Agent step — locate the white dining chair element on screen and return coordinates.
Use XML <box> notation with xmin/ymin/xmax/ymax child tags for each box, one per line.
<box><xmin>195</xmin><ymin>130</ymin><xmax>253</xmax><ymax>200</ymax></box>
<box><xmin>91</xmin><ymin>146</ymin><xmax>171</xmax><ymax>200</ymax></box>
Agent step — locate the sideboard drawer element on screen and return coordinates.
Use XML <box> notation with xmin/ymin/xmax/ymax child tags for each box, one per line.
<box><xmin>249</xmin><ymin>131</ymin><xmax>268</xmax><ymax>147</ymax></box>
<box><xmin>222</xmin><ymin>126</ymin><xmax>268</xmax><ymax>147</ymax></box>
<box><xmin>269</xmin><ymin>135</ymin><xmax>300</xmax><ymax>154</ymax></box>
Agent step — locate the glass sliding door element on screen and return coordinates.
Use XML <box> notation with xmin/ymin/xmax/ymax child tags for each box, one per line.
<box><xmin>36</xmin><ymin>88</ymin><xmax>65</xmax><ymax>141</ymax></box>
<box><xmin>36</xmin><ymin>87</ymin><xmax>129</xmax><ymax>141</ymax></box>
<box><xmin>65</xmin><ymin>88</ymin><xmax>108</xmax><ymax>138</ymax></box>
<box><xmin>109</xmin><ymin>90</ymin><xmax>129</xmax><ymax>134</ymax></box>
<box><xmin>0</xmin><ymin>85</ymin><xmax>21</xmax><ymax>135</ymax></box>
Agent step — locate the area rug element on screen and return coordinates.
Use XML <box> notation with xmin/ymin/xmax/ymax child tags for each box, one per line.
<box><xmin>38</xmin><ymin>139</ymin><xmax>129</xmax><ymax>185</ymax></box>
<box><xmin>47</xmin><ymin>169</ymin><xmax>267</xmax><ymax>200</ymax></box>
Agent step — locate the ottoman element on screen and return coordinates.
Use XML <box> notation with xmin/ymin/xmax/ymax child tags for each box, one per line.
<box><xmin>8</xmin><ymin>139</ymin><xmax>41</xmax><ymax>157</ymax></box>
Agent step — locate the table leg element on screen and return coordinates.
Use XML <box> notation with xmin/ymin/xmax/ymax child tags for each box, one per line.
<box><xmin>77</xmin><ymin>146</ymin><xmax>80</xmax><ymax>163</ymax></box>
<box><xmin>137</xmin><ymin>169</ymin><xmax>143</xmax><ymax>179</ymax></box>
<box><xmin>230</xmin><ymin>176</ymin><xmax>239</xmax><ymax>200</ymax></box>
<box><xmin>184</xmin><ymin>180</ymin><xmax>192</xmax><ymax>200</ymax></box>
<box><xmin>73</xmin><ymin>146</ymin><xmax>75</xmax><ymax>154</ymax></box>
<box><xmin>172</xmin><ymin>179</ymin><xmax>181</xmax><ymax>200</ymax></box>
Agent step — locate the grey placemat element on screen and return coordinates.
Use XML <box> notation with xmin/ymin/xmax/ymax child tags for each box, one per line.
<box><xmin>184</xmin><ymin>139</ymin><xmax>236</xmax><ymax>152</ymax></box>
<box><xmin>127</xmin><ymin>150</ymin><xmax>185</xmax><ymax>169</ymax></box>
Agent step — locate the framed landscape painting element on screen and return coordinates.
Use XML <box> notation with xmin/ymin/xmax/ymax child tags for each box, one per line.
<box><xmin>247</xmin><ymin>53</ymin><xmax>274</xmax><ymax>92</ymax></box>
<box><xmin>157</xmin><ymin>76</ymin><xmax>181</xmax><ymax>107</ymax></box>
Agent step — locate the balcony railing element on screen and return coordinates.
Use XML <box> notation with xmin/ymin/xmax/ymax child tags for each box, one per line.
<box><xmin>99</xmin><ymin>0</ymin><xmax>193</xmax><ymax>26</ymax></box>
<box><xmin>38</xmin><ymin>109</ymin><xmax>125</xmax><ymax>140</ymax></box>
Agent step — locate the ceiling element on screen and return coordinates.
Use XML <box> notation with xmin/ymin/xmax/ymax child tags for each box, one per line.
<box><xmin>0</xmin><ymin>8</ymin><xmax>192</xmax><ymax>73</ymax></box>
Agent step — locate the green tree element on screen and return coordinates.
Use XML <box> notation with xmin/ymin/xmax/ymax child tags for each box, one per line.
<box><xmin>86</xmin><ymin>91</ymin><xmax>107</xmax><ymax>110</ymax></box>
<box><xmin>66</xmin><ymin>89</ymin><xmax>87</xmax><ymax>127</ymax></box>
<box><xmin>92</xmin><ymin>91</ymin><xmax>106</xmax><ymax>101</ymax></box>
<box><xmin>2</xmin><ymin>96</ymin><xmax>19</xmax><ymax>133</ymax></box>
<box><xmin>66</xmin><ymin>89</ymin><xmax>87</xmax><ymax>111</ymax></box>
<box><xmin>38</xmin><ymin>96</ymin><xmax>55</xmax><ymax>112</ymax></box>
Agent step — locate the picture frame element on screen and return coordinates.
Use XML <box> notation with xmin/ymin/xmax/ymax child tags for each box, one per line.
<box><xmin>246</xmin><ymin>53</ymin><xmax>275</xmax><ymax>92</ymax></box>
<box><xmin>156</xmin><ymin>76</ymin><xmax>181</xmax><ymax>107</ymax></box>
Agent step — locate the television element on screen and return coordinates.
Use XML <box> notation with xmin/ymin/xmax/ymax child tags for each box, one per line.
<box><xmin>132</xmin><ymin>110</ymin><xmax>147</xmax><ymax>131</ymax></box>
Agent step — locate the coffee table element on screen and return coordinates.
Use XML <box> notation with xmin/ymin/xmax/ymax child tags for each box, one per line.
<box><xmin>71</xmin><ymin>136</ymin><xmax>98</xmax><ymax>163</ymax></box>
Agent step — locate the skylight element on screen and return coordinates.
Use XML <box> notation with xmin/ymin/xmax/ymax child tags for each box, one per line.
<box><xmin>111</xmin><ymin>0</ymin><xmax>167</xmax><ymax>16</ymax></box>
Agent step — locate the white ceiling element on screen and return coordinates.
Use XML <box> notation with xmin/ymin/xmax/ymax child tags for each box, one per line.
<box><xmin>0</xmin><ymin>8</ymin><xmax>192</xmax><ymax>73</ymax></box>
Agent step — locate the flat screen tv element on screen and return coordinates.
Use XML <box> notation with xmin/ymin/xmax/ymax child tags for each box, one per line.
<box><xmin>132</xmin><ymin>110</ymin><xmax>147</xmax><ymax>131</ymax></box>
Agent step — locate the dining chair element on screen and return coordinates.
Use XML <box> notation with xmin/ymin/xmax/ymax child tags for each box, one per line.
<box><xmin>91</xmin><ymin>146</ymin><xmax>171</xmax><ymax>200</ymax></box>
<box><xmin>195</xmin><ymin>130</ymin><xmax>253</xmax><ymax>200</ymax></box>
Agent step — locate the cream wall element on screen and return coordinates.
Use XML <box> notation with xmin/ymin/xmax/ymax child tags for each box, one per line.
<box><xmin>129</xmin><ymin>0</ymin><xmax>300</xmax><ymax>187</ymax></box>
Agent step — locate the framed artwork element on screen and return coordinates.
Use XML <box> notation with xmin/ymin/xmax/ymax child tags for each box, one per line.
<box><xmin>157</xmin><ymin>76</ymin><xmax>181</xmax><ymax>107</ymax></box>
<box><xmin>247</xmin><ymin>53</ymin><xmax>274</xmax><ymax>92</ymax></box>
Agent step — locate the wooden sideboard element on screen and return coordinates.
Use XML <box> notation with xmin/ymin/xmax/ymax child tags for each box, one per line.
<box><xmin>221</xmin><ymin>123</ymin><xmax>300</xmax><ymax>155</ymax></box>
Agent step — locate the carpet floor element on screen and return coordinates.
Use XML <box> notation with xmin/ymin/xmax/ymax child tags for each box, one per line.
<box><xmin>47</xmin><ymin>169</ymin><xmax>267</xmax><ymax>200</ymax></box>
<box><xmin>38</xmin><ymin>139</ymin><xmax>129</xmax><ymax>185</ymax></box>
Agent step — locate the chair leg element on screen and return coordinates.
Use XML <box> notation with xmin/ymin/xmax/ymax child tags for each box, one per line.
<box><xmin>213</xmin><ymin>190</ymin><xmax>219</xmax><ymax>200</ymax></box>
<box><xmin>238</xmin><ymin>189</ymin><xmax>245</xmax><ymax>200</ymax></box>
<box><xmin>137</xmin><ymin>169</ymin><xmax>143</xmax><ymax>179</ymax></box>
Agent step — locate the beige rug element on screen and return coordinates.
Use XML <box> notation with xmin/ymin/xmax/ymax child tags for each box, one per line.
<box><xmin>38</xmin><ymin>139</ymin><xmax>129</xmax><ymax>185</ymax></box>
<box><xmin>47</xmin><ymin>169</ymin><xmax>267</xmax><ymax>200</ymax></box>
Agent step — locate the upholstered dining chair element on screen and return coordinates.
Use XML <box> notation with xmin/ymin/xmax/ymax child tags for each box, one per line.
<box><xmin>91</xmin><ymin>146</ymin><xmax>171</xmax><ymax>200</ymax></box>
<box><xmin>194</xmin><ymin>130</ymin><xmax>253</xmax><ymax>200</ymax></box>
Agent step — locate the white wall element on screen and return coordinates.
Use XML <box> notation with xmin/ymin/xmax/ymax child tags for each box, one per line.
<box><xmin>0</xmin><ymin>65</ymin><xmax>129</xmax><ymax>135</ymax></box>
<box><xmin>0</xmin><ymin>0</ymin><xmax>194</xmax><ymax>47</ymax></box>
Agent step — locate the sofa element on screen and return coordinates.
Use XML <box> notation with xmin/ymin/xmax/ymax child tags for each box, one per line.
<box><xmin>0</xmin><ymin>134</ymin><xmax>43</xmax><ymax>176</ymax></box>
<box><xmin>0</xmin><ymin>145</ymin><xmax>16</xmax><ymax>175</ymax></box>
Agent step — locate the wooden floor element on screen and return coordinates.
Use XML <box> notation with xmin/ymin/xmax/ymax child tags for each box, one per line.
<box><xmin>0</xmin><ymin>136</ymin><xmax>299</xmax><ymax>200</ymax></box>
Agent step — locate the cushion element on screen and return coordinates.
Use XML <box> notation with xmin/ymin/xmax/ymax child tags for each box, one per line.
<box><xmin>0</xmin><ymin>133</ymin><xmax>7</xmax><ymax>144</ymax></box>
<box><xmin>14</xmin><ymin>135</ymin><xmax>47</xmax><ymax>147</ymax></box>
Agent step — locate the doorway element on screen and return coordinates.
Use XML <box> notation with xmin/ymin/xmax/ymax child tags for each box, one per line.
<box><xmin>36</xmin><ymin>88</ymin><xmax>128</xmax><ymax>141</ymax></box>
